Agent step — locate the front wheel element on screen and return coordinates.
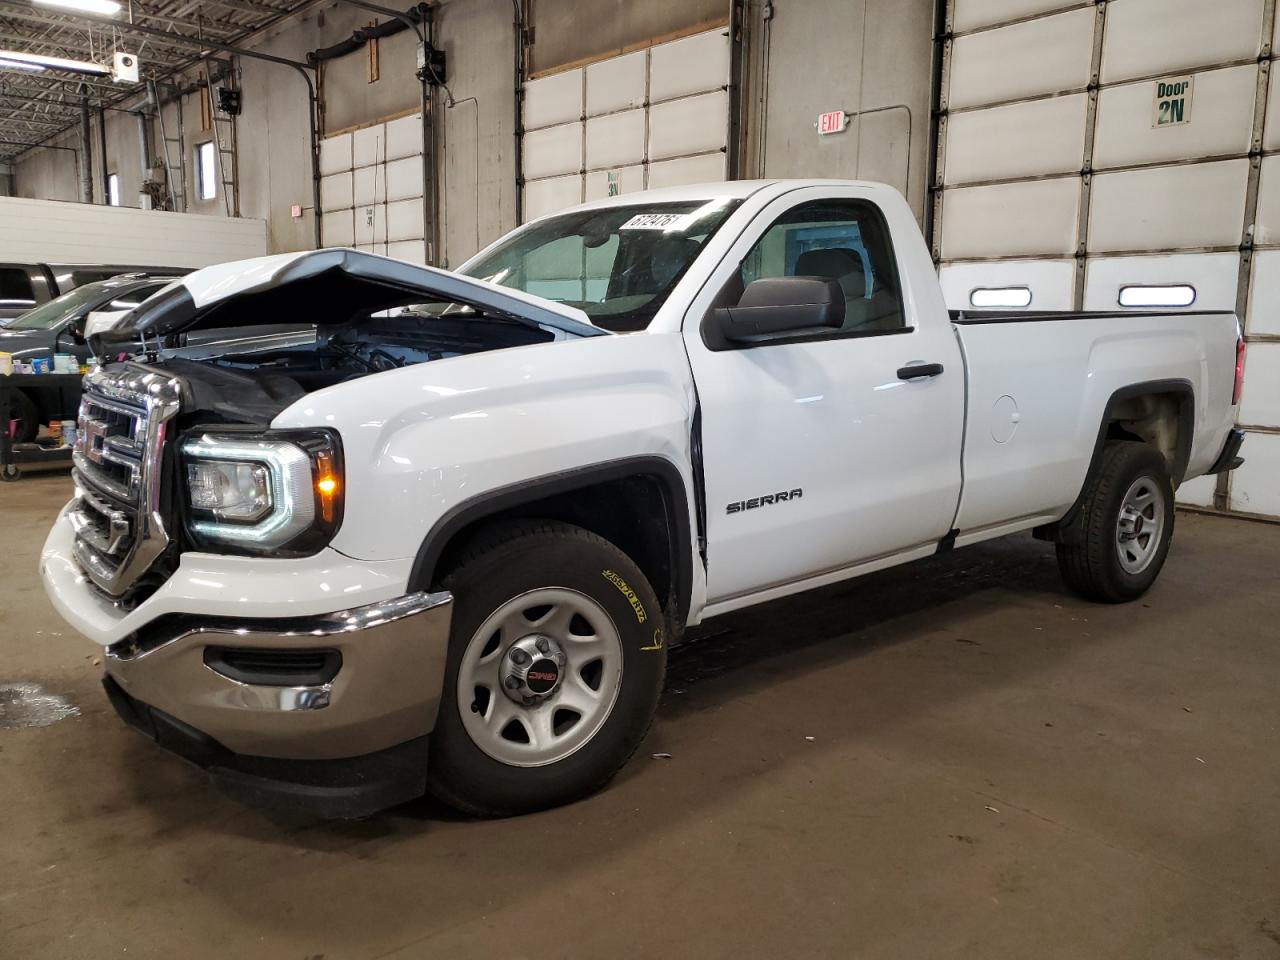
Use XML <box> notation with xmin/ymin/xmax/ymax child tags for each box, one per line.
<box><xmin>1056</xmin><ymin>441</ymin><xmax>1175</xmax><ymax>603</ymax></box>
<box><xmin>427</xmin><ymin>520</ymin><xmax>667</xmax><ymax>817</ymax></box>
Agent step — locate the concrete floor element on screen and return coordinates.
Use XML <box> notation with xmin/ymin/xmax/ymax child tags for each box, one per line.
<box><xmin>2</xmin><ymin>472</ymin><xmax>1279</xmax><ymax>959</ymax></box>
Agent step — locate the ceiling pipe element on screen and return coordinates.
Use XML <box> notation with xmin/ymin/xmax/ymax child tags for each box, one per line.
<box><xmin>77</xmin><ymin>92</ymin><xmax>91</xmax><ymax>202</ymax></box>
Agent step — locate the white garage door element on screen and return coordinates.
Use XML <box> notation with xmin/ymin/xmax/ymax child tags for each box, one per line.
<box><xmin>519</xmin><ymin>27</ymin><xmax>730</xmax><ymax>222</ymax></box>
<box><xmin>933</xmin><ymin>0</ymin><xmax>1280</xmax><ymax>520</ymax></box>
<box><xmin>318</xmin><ymin>112</ymin><xmax>428</xmax><ymax>265</ymax></box>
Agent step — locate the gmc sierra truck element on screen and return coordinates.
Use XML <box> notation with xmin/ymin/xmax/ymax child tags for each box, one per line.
<box><xmin>40</xmin><ymin>180</ymin><xmax>1247</xmax><ymax>818</ymax></box>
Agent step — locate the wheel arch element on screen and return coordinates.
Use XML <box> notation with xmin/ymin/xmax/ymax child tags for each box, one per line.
<box><xmin>1037</xmin><ymin>378</ymin><xmax>1193</xmax><ymax>542</ymax></box>
<box><xmin>409</xmin><ymin>456</ymin><xmax>695</xmax><ymax>630</ymax></box>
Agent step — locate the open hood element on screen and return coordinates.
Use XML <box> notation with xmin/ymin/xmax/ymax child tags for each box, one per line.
<box><xmin>93</xmin><ymin>248</ymin><xmax>604</xmax><ymax>353</ymax></box>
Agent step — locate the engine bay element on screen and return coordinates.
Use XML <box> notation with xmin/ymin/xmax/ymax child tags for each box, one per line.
<box><xmin>152</xmin><ymin>311</ymin><xmax>557</xmax><ymax>427</ymax></box>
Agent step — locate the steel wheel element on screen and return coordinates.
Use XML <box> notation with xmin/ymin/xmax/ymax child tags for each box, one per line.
<box><xmin>1115</xmin><ymin>475</ymin><xmax>1165</xmax><ymax>574</ymax></box>
<box><xmin>457</xmin><ymin>586</ymin><xmax>624</xmax><ymax>768</ymax></box>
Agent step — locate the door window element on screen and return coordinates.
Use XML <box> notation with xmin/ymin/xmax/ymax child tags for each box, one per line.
<box><xmin>740</xmin><ymin>199</ymin><xmax>907</xmax><ymax>334</ymax></box>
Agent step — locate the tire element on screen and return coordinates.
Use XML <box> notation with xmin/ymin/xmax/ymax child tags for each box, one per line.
<box><xmin>427</xmin><ymin>520</ymin><xmax>668</xmax><ymax>817</ymax></box>
<box><xmin>9</xmin><ymin>389</ymin><xmax>38</xmax><ymax>444</ymax></box>
<box><xmin>1056</xmin><ymin>441</ymin><xmax>1175</xmax><ymax>603</ymax></box>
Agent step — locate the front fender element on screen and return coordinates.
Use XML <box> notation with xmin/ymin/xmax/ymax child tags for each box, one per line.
<box><xmin>271</xmin><ymin>332</ymin><xmax>699</xmax><ymax>568</ymax></box>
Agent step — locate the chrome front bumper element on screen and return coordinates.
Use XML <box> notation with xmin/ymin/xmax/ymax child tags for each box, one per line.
<box><xmin>104</xmin><ymin>591</ymin><xmax>453</xmax><ymax>761</ymax></box>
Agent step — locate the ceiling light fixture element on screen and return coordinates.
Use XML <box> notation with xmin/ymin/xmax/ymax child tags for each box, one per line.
<box><xmin>0</xmin><ymin>57</ymin><xmax>48</xmax><ymax>73</ymax></box>
<box><xmin>0</xmin><ymin>50</ymin><xmax>111</xmax><ymax>76</ymax></box>
<box><xmin>32</xmin><ymin>0</ymin><xmax>123</xmax><ymax>14</ymax></box>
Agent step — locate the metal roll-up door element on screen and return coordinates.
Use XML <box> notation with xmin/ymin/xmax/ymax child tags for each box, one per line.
<box><xmin>934</xmin><ymin>0</ymin><xmax>1280</xmax><ymax>520</ymax></box>
<box><xmin>318</xmin><ymin>112</ymin><xmax>427</xmax><ymax>264</ymax></box>
<box><xmin>520</xmin><ymin>27</ymin><xmax>730</xmax><ymax>222</ymax></box>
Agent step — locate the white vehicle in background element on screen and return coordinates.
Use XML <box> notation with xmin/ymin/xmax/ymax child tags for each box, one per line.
<box><xmin>40</xmin><ymin>179</ymin><xmax>1246</xmax><ymax>818</ymax></box>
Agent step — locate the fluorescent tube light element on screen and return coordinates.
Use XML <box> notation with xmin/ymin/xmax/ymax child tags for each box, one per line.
<box><xmin>0</xmin><ymin>57</ymin><xmax>48</xmax><ymax>72</ymax></box>
<box><xmin>0</xmin><ymin>50</ymin><xmax>111</xmax><ymax>75</ymax></box>
<box><xmin>33</xmin><ymin>0</ymin><xmax>123</xmax><ymax>14</ymax></box>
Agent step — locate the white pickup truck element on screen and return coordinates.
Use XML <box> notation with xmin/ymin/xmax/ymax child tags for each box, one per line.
<box><xmin>40</xmin><ymin>179</ymin><xmax>1246</xmax><ymax>818</ymax></box>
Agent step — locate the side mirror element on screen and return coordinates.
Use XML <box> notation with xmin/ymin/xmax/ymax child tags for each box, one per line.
<box><xmin>710</xmin><ymin>277</ymin><xmax>845</xmax><ymax>346</ymax></box>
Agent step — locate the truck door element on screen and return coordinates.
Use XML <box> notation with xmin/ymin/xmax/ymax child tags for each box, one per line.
<box><xmin>683</xmin><ymin>188</ymin><xmax>965</xmax><ymax>605</ymax></box>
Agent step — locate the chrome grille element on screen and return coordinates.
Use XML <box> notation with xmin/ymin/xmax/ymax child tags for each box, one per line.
<box><xmin>69</xmin><ymin>364</ymin><xmax>181</xmax><ymax>598</ymax></box>
<box><xmin>75</xmin><ymin>392</ymin><xmax>147</xmax><ymax>501</ymax></box>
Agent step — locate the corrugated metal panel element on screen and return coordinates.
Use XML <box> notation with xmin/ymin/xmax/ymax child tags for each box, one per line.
<box><xmin>385</xmin><ymin>113</ymin><xmax>422</xmax><ymax>161</ymax></box>
<box><xmin>353</xmin><ymin>166</ymin><xmax>381</xmax><ymax>208</ymax></box>
<box><xmin>649</xmin><ymin>29</ymin><xmax>729</xmax><ymax>103</ymax></box>
<box><xmin>320</xmin><ymin>210</ymin><xmax>355</xmax><ymax>248</ymax></box>
<box><xmin>524</xmin><ymin>174</ymin><xmax>583</xmax><ymax>221</ymax></box>
<box><xmin>384</xmin><ymin>156</ymin><xmax>424</xmax><ymax>203</ymax></box>
<box><xmin>1099</xmin><ymin>0</ymin><xmax>1264</xmax><ymax>84</ymax></box>
<box><xmin>648</xmin><ymin>90</ymin><xmax>729</xmax><ymax>161</ymax></box>
<box><xmin>952</xmin><ymin>0</ymin><xmax>1077</xmax><ymax>32</ymax></box>
<box><xmin>947</xmin><ymin>8</ymin><xmax>1094</xmax><ymax>110</ymax></box>
<box><xmin>1092</xmin><ymin>66</ymin><xmax>1256</xmax><ymax>169</ymax></box>
<box><xmin>354</xmin><ymin>203</ymin><xmax>384</xmax><ymax>246</ymax></box>
<box><xmin>586</xmin><ymin>110</ymin><xmax>646</xmax><ymax>171</ymax></box>
<box><xmin>522</xmin><ymin>69</ymin><xmax>583</xmax><ymax>130</ymax></box>
<box><xmin>585</xmin><ymin>164</ymin><xmax>645</xmax><ymax>201</ymax></box>
<box><xmin>1083</xmin><ymin>253</ymin><xmax>1241</xmax><ymax>311</ymax></box>
<box><xmin>1238</xmin><ymin>342</ymin><xmax>1280</xmax><ymax>427</ymax></box>
<box><xmin>320</xmin><ymin>172</ymin><xmax>354</xmax><ymax>212</ymax></box>
<box><xmin>586</xmin><ymin>51</ymin><xmax>646</xmax><ymax>115</ymax></box>
<box><xmin>522</xmin><ymin>122</ymin><xmax>583</xmax><ymax>180</ymax></box>
<box><xmin>318</xmin><ymin>133</ymin><xmax>352</xmax><ymax>177</ymax></box>
<box><xmin>943</xmin><ymin>95</ymin><xmax>1087</xmax><ymax>184</ymax></box>
<box><xmin>520</xmin><ymin>29</ymin><xmax>729</xmax><ymax>222</ymax></box>
<box><xmin>1230</xmin><ymin>433</ymin><xmax>1280</xmax><ymax>515</ymax></box>
<box><xmin>1264</xmin><ymin>68</ymin><xmax>1280</xmax><ymax>151</ymax></box>
<box><xmin>1247</xmin><ymin>250</ymin><xmax>1280</xmax><ymax>335</ymax></box>
<box><xmin>1087</xmin><ymin>160</ymin><xmax>1249</xmax><ymax>252</ymax></box>
<box><xmin>385</xmin><ymin>197</ymin><xmax>425</xmax><ymax>242</ymax></box>
<box><xmin>1252</xmin><ymin>155</ymin><xmax>1280</xmax><ymax>245</ymax></box>
<box><xmin>647</xmin><ymin>153</ymin><xmax>726</xmax><ymax>189</ymax></box>
<box><xmin>352</xmin><ymin>124</ymin><xmax>385</xmax><ymax>169</ymax></box>
<box><xmin>939</xmin><ymin>259</ymin><xmax>1075</xmax><ymax>310</ymax></box>
<box><xmin>941</xmin><ymin>177</ymin><xmax>1080</xmax><ymax>258</ymax></box>
<box><xmin>386</xmin><ymin>239</ymin><xmax>426</xmax><ymax>264</ymax></box>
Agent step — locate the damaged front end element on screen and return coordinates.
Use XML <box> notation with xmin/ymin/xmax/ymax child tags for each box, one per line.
<box><xmin>73</xmin><ymin>249</ymin><xmax>605</xmax><ymax>607</ymax></box>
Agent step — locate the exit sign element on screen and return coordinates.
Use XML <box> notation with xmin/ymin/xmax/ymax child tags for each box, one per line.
<box><xmin>817</xmin><ymin>110</ymin><xmax>847</xmax><ymax>136</ymax></box>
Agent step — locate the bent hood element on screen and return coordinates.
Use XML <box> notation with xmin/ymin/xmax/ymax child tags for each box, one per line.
<box><xmin>94</xmin><ymin>248</ymin><xmax>604</xmax><ymax>352</ymax></box>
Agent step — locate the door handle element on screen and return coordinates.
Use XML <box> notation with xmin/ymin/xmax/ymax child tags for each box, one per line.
<box><xmin>897</xmin><ymin>362</ymin><xmax>944</xmax><ymax>381</ymax></box>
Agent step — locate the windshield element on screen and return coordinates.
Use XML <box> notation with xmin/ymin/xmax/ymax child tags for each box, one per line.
<box><xmin>5</xmin><ymin>283</ymin><xmax>116</xmax><ymax>331</ymax></box>
<box><xmin>458</xmin><ymin>198</ymin><xmax>741</xmax><ymax>332</ymax></box>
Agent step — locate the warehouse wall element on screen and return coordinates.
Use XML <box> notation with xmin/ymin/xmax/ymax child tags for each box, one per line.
<box><xmin>13</xmin><ymin>135</ymin><xmax>80</xmax><ymax>202</ymax></box>
<box><xmin>9</xmin><ymin>0</ymin><xmax>935</xmax><ymax>251</ymax></box>
<box><xmin>530</xmin><ymin>0</ymin><xmax>727</xmax><ymax>73</ymax></box>
<box><xmin>743</xmin><ymin>0</ymin><xmax>936</xmax><ymax>221</ymax></box>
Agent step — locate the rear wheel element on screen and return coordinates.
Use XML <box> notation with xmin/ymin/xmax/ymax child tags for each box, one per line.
<box><xmin>427</xmin><ymin>520</ymin><xmax>667</xmax><ymax>817</ymax></box>
<box><xmin>1056</xmin><ymin>441</ymin><xmax>1174</xmax><ymax>603</ymax></box>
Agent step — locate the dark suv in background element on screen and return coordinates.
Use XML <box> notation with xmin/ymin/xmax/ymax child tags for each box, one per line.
<box><xmin>0</xmin><ymin>262</ymin><xmax>186</xmax><ymax>323</ymax></box>
<box><xmin>1</xmin><ymin>273</ymin><xmax>185</xmax><ymax>441</ymax></box>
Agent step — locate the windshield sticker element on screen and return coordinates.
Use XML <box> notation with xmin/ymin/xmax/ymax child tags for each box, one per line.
<box><xmin>620</xmin><ymin>213</ymin><xmax>695</xmax><ymax>231</ymax></box>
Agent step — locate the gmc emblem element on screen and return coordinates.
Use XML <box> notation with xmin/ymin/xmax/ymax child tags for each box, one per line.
<box><xmin>82</xmin><ymin>418</ymin><xmax>108</xmax><ymax>464</ymax></box>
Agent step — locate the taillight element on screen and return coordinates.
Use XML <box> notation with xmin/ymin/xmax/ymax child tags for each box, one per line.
<box><xmin>1233</xmin><ymin>334</ymin><xmax>1246</xmax><ymax>406</ymax></box>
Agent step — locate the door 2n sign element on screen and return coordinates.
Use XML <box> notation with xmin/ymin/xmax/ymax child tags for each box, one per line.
<box><xmin>1153</xmin><ymin>75</ymin><xmax>1194</xmax><ymax>127</ymax></box>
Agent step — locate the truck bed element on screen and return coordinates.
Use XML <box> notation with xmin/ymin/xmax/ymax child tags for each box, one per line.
<box><xmin>948</xmin><ymin>307</ymin><xmax>1239</xmax><ymax>542</ymax></box>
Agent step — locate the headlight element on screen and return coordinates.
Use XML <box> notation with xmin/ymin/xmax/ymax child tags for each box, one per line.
<box><xmin>180</xmin><ymin>430</ymin><xmax>343</xmax><ymax>556</ymax></box>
